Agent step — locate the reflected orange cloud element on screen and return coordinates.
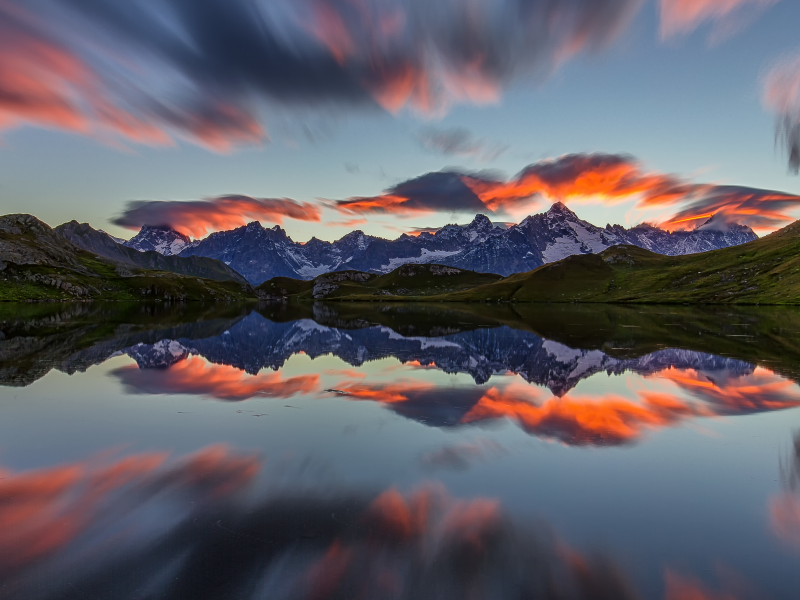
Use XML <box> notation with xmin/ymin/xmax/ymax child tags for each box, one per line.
<box><xmin>114</xmin><ymin>355</ymin><xmax>320</xmax><ymax>401</ymax></box>
<box><xmin>299</xmin><ymin>483</ymin><xmax>637</xmax><ymax>600</ymax></box>
<box><xmin>330</xmin><ymin>380</ymin><xmax>438</xmax><ymax>404</ymax></box>
<box><xmin>769</xmin><ymin>431</ymin><xmax>800</xmax><ymax>548</ymax></box>
<box><xmin>112</xmin><ymin>195</ymin><xmax>322</xmax><ymax>237</ymax></box>
<box><xmin>660</xmin><ymin>0</ymin><xmax>780</xmax><ymax>39</ymax></box>
<box><xmin>0</xmin><ymin>445</ymin><xmax>260</xmax><ymax>572</ymax></box>
<box><xmin>658</xmin><ymin>367</ymin><xmax>800</xmax><ymax>412</ymax></box>
<box><xmin>664</xmin><ymin>570</ymin><xmax>741</xmax><ymax>600</ymax></box>
<box><xmin>330</xmin><ymin>368</ymin><xmax>800</xmax><ymax>445</ymax></box>
<box><xmin>770</xmin><ymin>493</ymin><xmax>800</xmax><ymax>548</ymax></box>
<box><xmin>462</xmin><ymin>386</ymin><xmax>710</xmax><ymax>445</ymax></box>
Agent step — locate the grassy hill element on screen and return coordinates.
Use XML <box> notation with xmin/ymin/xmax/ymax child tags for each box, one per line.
<box><xmin>440</xmin><ymin>220</ymin><xmax>800</xmax><ymax>305</ymax></box>
<box><xmin>1</xmin><ymin>214</ymin><xmax>254</xmax><ymax>302</ymax></box>
<box><xmin>256</xmin><ymin>263</ymin><xmax>502</xmax><ymax>301</ymax></box>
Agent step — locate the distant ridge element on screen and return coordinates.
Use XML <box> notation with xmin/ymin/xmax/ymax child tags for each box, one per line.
<box><xmin>124</xmin><ymin>203</ymin><xmax>757</xmax><ymax>285</ymax></box>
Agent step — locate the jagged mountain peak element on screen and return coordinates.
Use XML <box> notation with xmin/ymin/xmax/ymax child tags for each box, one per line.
<box><xmin>467</xmin><ymin>213</ymin><xmax>494</xmax><ymax>229</ymax></box>
<box><xmin>545</xmin><ymin>201</ymin><xmax>579</xmax><ymax>218</ymax></box>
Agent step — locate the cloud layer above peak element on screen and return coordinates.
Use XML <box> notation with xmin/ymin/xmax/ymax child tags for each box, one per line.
<box><xmin>333</xmin><ymin>153</ymin><xmax>800</xmax><ymax>231</ymax></box>
<box><xmin>0</xmin><ymin>0</ymin><xmax>642</xmax><ymax>150</ymax></box>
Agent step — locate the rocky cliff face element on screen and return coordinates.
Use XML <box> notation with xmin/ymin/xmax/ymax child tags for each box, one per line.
<box><xmin>56</xmin><ymin>221</ymin><xmax>248</xmax><ymax>284</ymax></box>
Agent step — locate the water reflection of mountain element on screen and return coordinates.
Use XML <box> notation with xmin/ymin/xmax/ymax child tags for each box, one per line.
<box><xmin>5</xmin><ymin>302</ymin><xmax>800</xmax><ymax>394</ymax></box>
<box><xmin>124</xmin><ymin>311</ymin><xmax>757</xmax><ymax>396</ymax></box>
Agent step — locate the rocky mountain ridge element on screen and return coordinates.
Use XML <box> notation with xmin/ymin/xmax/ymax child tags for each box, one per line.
<box><xmin>119</xmin><ymin>203</ymin><xmax>758</xmax><ymax>285</ymax></box>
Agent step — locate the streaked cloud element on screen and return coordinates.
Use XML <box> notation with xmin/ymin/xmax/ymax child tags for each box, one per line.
<box><xmin>660</xmin><ymin>0</ymin><xmax>781</xmax><ymax>40</ymax></box>
<box><xmin>0</xmin><ymin>445</ymin><xmax>259</xmax><ymax>573</ymax></box>
<box><xmin>333</xmin><ymin>152</ymin><xmax>800</xmax><ymax>231</ymax></box>
<box><xmin>0</xmin><ymin>0</ymin><xmax>642</xmax><ymax>151</ymax></box>
<box><xmin>769</xmin><ymin>430</ymin><xmax>800</xmax><ymax>548</ymax></box>
<box><xmin>112</xmin><ymin>195</ymin><xmax>321</xmax><ymax>238</ymax></box>
<box><xmin>763</xmin><ymin>53</ymin><xmax>800</xmax><ymax>174</ymax></box>
<box><xmin>417</xmin><ymin>126</ymin><xmax>508</xmax><ymax>162</ymax></box>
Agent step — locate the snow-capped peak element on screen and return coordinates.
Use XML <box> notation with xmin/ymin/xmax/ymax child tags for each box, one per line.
<box><xmin>123</xmin><ymin>225</ymin><xmax>192</xmax><ymax>256</ymax></box>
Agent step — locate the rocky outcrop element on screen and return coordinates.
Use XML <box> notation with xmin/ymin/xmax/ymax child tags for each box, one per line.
<box><xmin>56</xmin><ymin>221</ymin><xmax>248</xmax><ymax>285</ymax></box>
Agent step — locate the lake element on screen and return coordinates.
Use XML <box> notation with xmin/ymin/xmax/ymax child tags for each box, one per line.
<box><xmin>1</xmin><ymin>301</ymin><xmax>799</xmax><ymax>600</ymax></box>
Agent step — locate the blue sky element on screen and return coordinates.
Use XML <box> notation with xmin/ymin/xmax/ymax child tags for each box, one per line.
<box><xmin>1</xmin><ymin>0</ymin><xmax>799</xmax><ymax>241</ymax></box>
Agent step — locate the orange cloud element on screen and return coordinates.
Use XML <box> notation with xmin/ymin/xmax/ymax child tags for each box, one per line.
<box><xmin>660</xmin><ymin>0</ymin><xmax>780</xmax><ymax>39</ymax></box>
<box><xmin>112</xmin><ymin>195</ymin><xmax>322</xmax><ymax>237</ymax></box>
<box><xmin>0</xmin><ymin>4</ymin><xmax>265</xmax><ymax>151</ymax></box>
<box><xmin>333</xmin><ymin>153</ymin><xmax>800</xmax><ymax>232</ymax></box>
<box><xmin>114</xmin><ymin>355</ymin><xmax>320</xmax><ymax>401</ymax></box>
<box><xmin>0</xmin><ymin>0</ymin><xmax>642</xmax><ymax>151</ymax></box>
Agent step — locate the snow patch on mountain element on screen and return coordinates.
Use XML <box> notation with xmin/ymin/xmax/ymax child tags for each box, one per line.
<box><xmin>381</xmin><ymin>249</ymin><xmax>463</xmax><ymax>272</ymax></box>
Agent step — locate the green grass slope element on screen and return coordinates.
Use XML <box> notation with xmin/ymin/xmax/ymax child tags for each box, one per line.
<box><xmin>256</xmin><ymin>263</ymin><xmax>503</xmax><ymax>301</ymax></box>
<box><xmin>442</xmin><ymin>220</ymin><xmax>800</xmax><ymax>305</ymax></box>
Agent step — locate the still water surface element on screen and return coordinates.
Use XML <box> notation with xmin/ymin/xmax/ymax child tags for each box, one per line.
<box><xmin>1</xmin><ymin>301</ymin><xmax>799</xmax><ymax>599</ymax></box>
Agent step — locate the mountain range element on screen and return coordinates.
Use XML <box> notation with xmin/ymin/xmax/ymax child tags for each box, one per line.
<box><xmin>123</xmin><ymin>202</ymin><xmax>757</xmax><ymax>285</ymax></box>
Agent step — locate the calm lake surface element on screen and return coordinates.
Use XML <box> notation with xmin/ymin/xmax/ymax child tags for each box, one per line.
<box><xmin>1</xmin><ymin>301</ymin><xmax>799</xmax><ymax>600</ymax></box>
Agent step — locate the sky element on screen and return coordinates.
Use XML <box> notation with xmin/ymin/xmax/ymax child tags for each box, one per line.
<box><xmin>1</xmin><ymin>0</ymin><xmax>800</xmax><ymax>242</ymax></box>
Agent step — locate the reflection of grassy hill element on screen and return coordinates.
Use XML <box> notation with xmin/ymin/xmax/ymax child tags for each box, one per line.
<box><xmin>1</xmin><ymin>214</ymin><xmax>254</xmax><ymax>302</ymax></box>
<box><xmin>445</xmin><ymin>221</ymin><xmax>800</xmax><ymax>304</ymax></box>
<box><xmin>0</xmin><ymin>302</ymin><xmax>249</xmax><ymax>386</ymax></box>
<box><xmin>275</xmin><ymin>301</ymin><xmax>800</xmax><ymax>384</ymax></box>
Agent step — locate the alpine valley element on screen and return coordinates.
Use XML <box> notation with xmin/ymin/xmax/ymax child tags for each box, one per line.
<box><xmin>125</xmin><ymin>202</ymin><xmax>757</xmax><ymax>285</ymax></box>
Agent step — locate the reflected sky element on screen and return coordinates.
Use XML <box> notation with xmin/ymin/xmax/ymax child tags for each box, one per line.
<box><xmin>2</xmin><ymin>302</ymin><xmax>800</xmax><ymax>599</ymax></box>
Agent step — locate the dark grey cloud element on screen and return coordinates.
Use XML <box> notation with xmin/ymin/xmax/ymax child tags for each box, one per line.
<box><xmin>0</xmin><ymin>0</ymin><xmax>642</xmax><ymax>149</ymax></box>
<box><xmin>418</xmin><ymin>126</ymin><xmax>509</xmax><ymax>161</ymax></box>
<box><xmin>334</xmin><ymin>170</ymin><xmax>488</xmax><ymax>215</ymax></box>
